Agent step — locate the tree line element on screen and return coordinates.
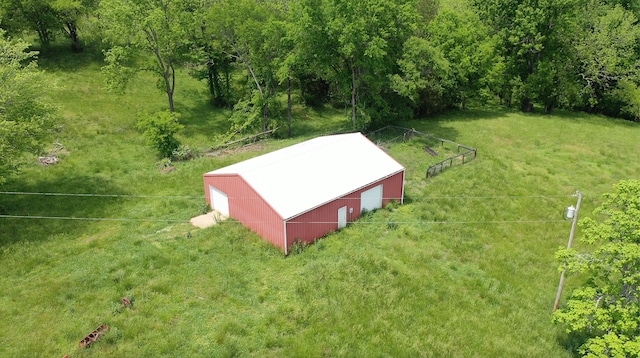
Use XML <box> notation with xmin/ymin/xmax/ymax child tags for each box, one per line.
<box><xmin>2</xmin><ymin>0</ymin><xmax>640</xmax><ymax>133</ymax></box>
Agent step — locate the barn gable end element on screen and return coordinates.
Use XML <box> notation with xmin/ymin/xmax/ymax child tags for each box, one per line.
<box><xmin>203</xmin><ymin>174</ymin><xmax>285</xmax><ymax>250</ymax></box>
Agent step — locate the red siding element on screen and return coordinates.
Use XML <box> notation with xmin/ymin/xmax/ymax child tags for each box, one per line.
<box><xmin>285</xmin><ymin>171</ymin><xmax>404</xmax><ymax>247</ymax></box>
<box><xmin>203</xmin><ymin>170</ymin><xmax>404</xmax><ymax>254</ymax></box>
<box><xmin>204</xmin><ymin>174</ymin><xmax>285</xmax><ymax>251</ymax></box>
<box><xmin>382</xmin><ymin>170</ymin><xmax>405</xmax><ymax>206</ymax></box>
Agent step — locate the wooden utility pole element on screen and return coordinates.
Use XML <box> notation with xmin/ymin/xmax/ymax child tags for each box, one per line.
<box><xmin>553</xmin><ymin>191</ymin><xmax>583</xmax><ymax>311</ymax></box>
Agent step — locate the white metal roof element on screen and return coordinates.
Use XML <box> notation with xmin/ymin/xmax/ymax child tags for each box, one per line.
<box><xmin>206</xmin><ymin>132</ymin><xmax>405</xmax><ymax>220</ymax></box>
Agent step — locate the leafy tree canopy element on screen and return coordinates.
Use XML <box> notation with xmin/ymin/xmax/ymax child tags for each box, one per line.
<box><xmin>0</xmin><ymin>30</ymin><xmax>58</xmax><ymax>184</ymax></box>
<box><xmin>0</xmin><ymin>0</ymin><xmax>94</xmax><ymax>50</ymax></box>
<box><xmin>99</xmin><ymin>0</ymin><xmax>195</xmax><ymax>112</ymax></box>
<box><xmin>555</xmin><ymin>180</ymin><xmax>640</xmax><ymax>357</ymax></box>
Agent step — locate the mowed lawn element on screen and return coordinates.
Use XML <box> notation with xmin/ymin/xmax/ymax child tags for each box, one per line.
<box><xmin>1</xmin><ymin>45</ymin><xmax>640</xmax><ymax>357</ymax></box>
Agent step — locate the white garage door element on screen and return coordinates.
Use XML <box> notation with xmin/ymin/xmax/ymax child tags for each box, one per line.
<box><xmin>360</xmin><ymin>184</ymin><xmax>383</xmax><ymax>213</ymax></box>
<box><xmin>209</xmin><ymin>185</ymin><xmax>229</xmax><ymax>216</ymax></box>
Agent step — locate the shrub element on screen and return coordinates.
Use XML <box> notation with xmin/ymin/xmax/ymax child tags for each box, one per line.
<box><xmin>155</xmin><ymin>157</ymin><xmax>172</xmax><ymax>169</ymax></box>
<box><xmin>171</xmin><ymin>145</ymin><xmax>199</xmax><ymax>161</ymax></box>
<box><xmin>136</xmin><ymin>110</ymin><xmax>183</xmax><ymax>158</ymax></box>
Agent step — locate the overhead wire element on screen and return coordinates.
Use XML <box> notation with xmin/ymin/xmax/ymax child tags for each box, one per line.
<box><xmin>0</xmin><ymin>191</ymin><xmax>572</xmax><ymax>200</ymax></box>
<box><xmin>0</xmin><ymin>214</ymin><xmax>190</xmax><ymax>223</ymax></box>
<box><xmin>0</xmin><ymin>191</ymin><xmax>575</xmax><ymax>224</ymax></box>
<box><xmin>0</xmin><ymin>214</ymin><xmax>568</xmax><ymax>225</ymax></box>
<box><xmin>0</xmin><ymin>191</ymin><xmax>202</xmax><ymax>199</ymax></box>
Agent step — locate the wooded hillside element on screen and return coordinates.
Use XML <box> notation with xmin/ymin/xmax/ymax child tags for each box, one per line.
<box><xmin>2</xmin><ymin>0</ymin><xmax>639</xmax><ymax>130</ymax></box>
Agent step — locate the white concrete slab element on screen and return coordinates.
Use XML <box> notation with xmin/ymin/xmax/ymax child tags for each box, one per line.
<box><xmin>190</xmin><ymin>211</ymin><xmax>226</xmax><ymax>229</ymax></box>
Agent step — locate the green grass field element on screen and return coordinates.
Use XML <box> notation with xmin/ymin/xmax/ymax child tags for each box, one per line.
<box><xmin>1</xmin><ymin>44</ymin><xmax>640</xmax><ymax>357</ymax></box>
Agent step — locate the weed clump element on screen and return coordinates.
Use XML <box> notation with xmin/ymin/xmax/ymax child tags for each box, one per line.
<box><xmin>288</xmin><ymin>240</ymin><xmax>309</xmax><ymax>255</ymax></box>
<box><xmin>171</xmin><ymin>145</ymin><xmax>199</xmax><ymax>161</ymax></box>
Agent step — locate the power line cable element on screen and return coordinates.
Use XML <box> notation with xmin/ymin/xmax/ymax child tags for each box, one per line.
<box><xmin>0</xmin><ymin>191</ymin><xmax>573</xmax><ymax>200</ymax></box>
<box><xmin>0</xmin><ymin>214</ymin><xmax>567</xmax><ymax>225</ymax></box>
<box><xmin>420</xmin><ymin>195</ymin><xmax>573</xmax><ymax>199</ymax></box>
<box><xmin>0</xmin><ymin>191</ymin><xmax>576</xmax><ymax>224</ymax></box>
<box><xmin>0</xmin><ymin>191</ymin><xmax>203</xmax><ymax>198</ymax></box>
<box><xmin>0</xmin><ymin>214</ymin><xmax>190</xmax><ymax>223</ymax></box>
<box><xmin>286</xmin><ymin>219</ymin><xmax>568</xmax><ymax>224</ymax></box>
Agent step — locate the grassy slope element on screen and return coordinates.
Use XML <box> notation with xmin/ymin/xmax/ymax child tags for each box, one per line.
<box><xmin>1</xmin><ymin>45</ymin><xmax>639</xmax><ymax>357</ymax></box>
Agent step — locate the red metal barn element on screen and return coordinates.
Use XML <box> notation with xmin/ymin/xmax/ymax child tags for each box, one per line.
<box><xmin>203</xmin><ymin>132</ymin><xmax>405</xmax><ymax>254</ymax></box>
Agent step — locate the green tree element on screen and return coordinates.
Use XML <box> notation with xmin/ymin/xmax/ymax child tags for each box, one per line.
<box><xmin>270</xmin><ymin>13</ymin><xmax>297</xmax><ymax>137</ymax></box>
<box><xmin>292</xmin><ymin>0</ymin><xmax>419</xmax><ymax>128</ymax></box>
<box><xmin>0</xmin><ymin>31</ymin><xmax>58</xmax><ymax>184</ymax></box>
<box><xmin>554</xmin><ymin>180</ymin><xmax>640</xmax><ymax>357</ymax></box>
<box><xmin>51</xmin><ymin>0</ymin><xmax>95</xmax><ymax>51</ymax></box>
<box><xmin>473</xmin><ymin>0</ymin><xmax>579</xmax><ymax>111</ymax></box>
<box><xmin>0</xmin><ymin>0</ymin><xmax>94</xmax><ymax>50</ymax></box>
<box><xmin>206</xmin><ymin>0</ymin><xmax>285</xmax><ymax>132</ymax></box>
<box><xmin>571</xmin><ymin>2</ymin><xmax>640</xmax><ymax>115</ymax></box>
<box><xmin>472</xmin><ymin>0</ymin><xmax>640</xmax><ymax>117</ymax></box>
<box><xmin>616</xmin><ymin>79</ymin><xmax>640</xmax><ymax>121</ymax></box>
<box><xmin>287</xmin><ymin>0</ymin><xmax>335</xmax><ymax>107</ymax></box>
<box><xmin>185</xmin><ymin>23</ymin><xmax>233</xmax><ymax>108</ymax></box>
<box><xmin>99</xmin><ymin>0</ymin><xmax>196</xmax><ymax>112</ymax></box>
<box><xmin>0</xmin><ymin>0</ymin><xmax>59</xmax><ymax>45</ymax></box>
<box><xmin>425</xmin><ymin>7</ymin><xmax>497</xmax><ymax>109</ymax></box>
<box><xmin>609</xmin><ymin>0</ymin><xmax>640</xmax><ymax>17</ymax></box>
<box><xmin>389</xmin><ymin>36</ymin><xmax>454</xmax><ymax>115</ymax></box>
